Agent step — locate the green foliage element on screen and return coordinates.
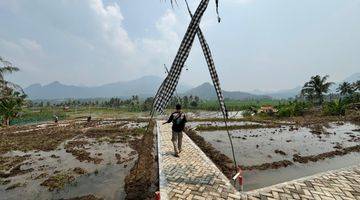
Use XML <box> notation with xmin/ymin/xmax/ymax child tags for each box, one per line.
<box><xmin>322</xmin><ymin>100</ymin><xmax>345</xmax><ymax>116</ymax></box>
<box><xmin>196</xmin><ymin>99</ymin><xmax>282</xmax><ymax>111</ymax></box>
<box><xmin>301</xmin><ymin>75</ymin><xmax>333</xmax><ymax>105</ymax></box>
<box><xmin>9</xmin><ymin>108</ymin><xmax>67</xmax><ymax>125</ymax></box>
<box><xmin>242</xmin><ymin>109</ymin><xmax>253</xmax><ymax>117</ymax></box>
<box><xmin>337</xmin><ymin>82</ymin><xmax>355</xmax><ymax>96</ymax></box>
<box><xmin>0</xmin><ymin>89</ymin><xmax>27</xmax><ymax>125</ymax></box>
<box><xmin>275</xmin><ymin>101</ymin><xmax>310</xmax><ymax>117</ymax></box>
<box><xmin>167</xmin><ymin>95</ymin><xmax>201</xmax><ymax>110</ymax></box>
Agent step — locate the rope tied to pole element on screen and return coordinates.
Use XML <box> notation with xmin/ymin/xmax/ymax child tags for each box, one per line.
<box><xmin>215</xmin><ymin>0</ymin><xmax>221</xmax><ymax>23</ymax></box>
<box><xmin>184</xmin><ymin>0</ymin><xmax>238</xmax><ymax>176</ymax></box>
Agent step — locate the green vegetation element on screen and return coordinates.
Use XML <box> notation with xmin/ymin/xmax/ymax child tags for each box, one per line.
<box><xmin>275</xmin><ymin>101</ymin><xmax>311</xmax><ymax>117</ymax></box>
<box><xmin>0</xmin><ymin>57</ymin><xmax>27</xmax><ymax>126</ymax></box>
<box><xmin>301</xmin><ymin>75</ymin><xmax>333</xmax><ymax>105</ymax></box>
<box><xmin>1</xmin><ymin>62</ymin><xmax>359</xmax><ymax>127</ymax></box>
<box><xmin>274</xmin><ymin>75</ymin><xmax>359</xmax><ymax>118</ymax></box>
<box><xmin>196</xmin><ymin>99</ymin><xmax>283</xmax><ymax>111</ymax></box>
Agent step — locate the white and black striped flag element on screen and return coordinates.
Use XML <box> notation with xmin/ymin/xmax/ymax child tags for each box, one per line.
<box><xmin>185</xmin><ymin>0</ymin><xmax>228</xmax><ymax>119</ymax></box>
<box><xmin>154</xmin><ymin>0</ymin><xmax>227</xmax><ymax>119</ymax></box>
<box><xmin>153</xmin><ymin>0</ymin><xmax>210</xmax><ymax>114</ymax></box>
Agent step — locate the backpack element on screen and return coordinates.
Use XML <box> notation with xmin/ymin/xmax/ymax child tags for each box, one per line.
<box><xmin>173</xmin><ymin>112</ymin><xmax>184</xmax><ymax>126</ymax></box>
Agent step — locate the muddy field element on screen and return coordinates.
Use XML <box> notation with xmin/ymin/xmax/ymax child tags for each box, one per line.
<box><xmin>0</xmin><ymin>119</ymin><xmax>157</xmax><ymax>200</ymax></box>
<box><xmin>186</xmin><ymin>120</ymin><xmax>360</xmax><ymax>191</ymax></box>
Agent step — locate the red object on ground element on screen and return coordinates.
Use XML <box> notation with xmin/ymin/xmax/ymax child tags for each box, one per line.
<box><xmin>155</xmin><ymin>191</ymin><xmax>160</xmax><ymax>200</ymax></box>
<box><xmin>238</xmin><ymin>176</ymin><xmax>243</xmax><ymax>185</ymax></box>
<box><xmin>237</xmin><ymin>165</ymin><xmax>244</xmax><ymax>186</ymax></box>
<box><xmin>237</xmin><ymin>165</ymin><xmax>243</xmax><ymax>175</ymax></box>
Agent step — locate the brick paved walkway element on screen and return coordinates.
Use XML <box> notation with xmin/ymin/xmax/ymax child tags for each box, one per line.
<box><xmin>157</xmin><ymin>121</ymin><xmax>360</xmax><ymax>200</ymax></box>
<box><xmin>157</xmin><ymin>121</ymin><xmax>240</xmax><ymax>200</ymax></box>
<box><xmin>243</xmin><ymin>165</ymin><xmax>360</xmax><ymax>200</ymax></box>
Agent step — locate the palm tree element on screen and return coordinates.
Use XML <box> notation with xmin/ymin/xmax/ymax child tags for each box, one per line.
<box><xmin>300</xmin><ymin>86</ymin><xmax>315</xmax><ymax>103</ymax></box>
<box><xmin>301</xmin><ymin>75</ymin><xmax>333</xmax><ymax>105</ymax></box>
<box><xmin>337</xmin><ymin>82</ymin><xmax>354</xmax><ymax>96</ymax></box>
<box><xmin>0</xmin><ymin>88</ymin><xmax>26</xmax><ymax>126</ymax></box>
<box><xmin>353</xmin><ymin>80</ymin><xmax>360</xmax><ymax>92</ymax></box>
<box><xmin>0</xmin><ymin>56</ymin><xmax>22</xmax><ymax>93</ymax></box>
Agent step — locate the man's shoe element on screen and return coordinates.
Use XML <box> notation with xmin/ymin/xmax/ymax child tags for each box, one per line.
<box><xmin>174</xmin><ymin>153</ymin><xmax>180</xmax><ymax>157</ymax></box>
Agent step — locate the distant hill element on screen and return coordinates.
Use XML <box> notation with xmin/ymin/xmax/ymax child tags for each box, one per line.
<box><xmin>254</xmin><ymin>86</ymin><xmax>303</xmax><ymax>99</ymax></box>
<box><xmin>343</xmin><ymin>73</ymin><xmax>360</xmax><ymax>83</ymax></box>
<box><xmin>250</xmin><ymin>72</ymin><xmax>360</xmax><ymax>99</ymax></box>
<box><xmin>25</xmin><ymin>73</ymin><xmax>359</xmax><ymax>100</ymax></box>
<box><xmin>25</xmin><ymin>76</ymin><xmax>192</xmax><ymax>100</ymax></box>
<box><xmin>184</xmin><ymin>82</ymin><xmax>271</xmax><ymax>100</ymax></box>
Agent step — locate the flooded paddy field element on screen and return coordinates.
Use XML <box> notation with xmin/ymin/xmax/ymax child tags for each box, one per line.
<box><xmin>188</xmin><ymin>121</ymin><xmax>360</xmax><ymax>191</ymax></box>
<box><xmin>0</xmin><ymin>119</ymin><xmax>156</xmax><ymax>200</ymax></box>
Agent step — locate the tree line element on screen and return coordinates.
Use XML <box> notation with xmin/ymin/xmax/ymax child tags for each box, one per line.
<box><xmin>273</xmin><ymin>75</ymin><xmax>360</xmax><ymax>117</ymax></box>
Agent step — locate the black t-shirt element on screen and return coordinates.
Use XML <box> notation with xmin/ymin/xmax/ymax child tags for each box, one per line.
<box><xmin>166</xmin><ymin>111</ymin><xmax>187</xmax><ymax>132</ymax></box>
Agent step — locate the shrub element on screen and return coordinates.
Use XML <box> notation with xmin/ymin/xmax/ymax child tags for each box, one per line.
<box><xmin>322</xmin><ymin>100</ymin><xmax>345</xmax><ymax>116</ymax></box>
<box><xmin>242</xmin><ymin>109</ymin><xmax>253</xmax><ymax>117</ymax></box>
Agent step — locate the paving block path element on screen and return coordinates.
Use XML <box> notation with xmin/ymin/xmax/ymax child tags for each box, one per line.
<box><xmin>157</xmin><ymin>121</ymin><xmax>240</xmax><ymax>200</ymax></box>
<box><xmin>157</xmin><ymin>121</ymin><xmax>360</xmax><ymax>200</ymax></box>
<box><xmin>242</xmin><ymin>165</ymin><xmax>360</xmax><ymax>200</ymax></box>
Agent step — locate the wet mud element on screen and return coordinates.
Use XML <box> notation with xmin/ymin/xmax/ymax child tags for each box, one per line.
<box><xmin>293</xmin><ymin>145</ymin><xmax>360</xmax><ymax>163</ymax></box>
<box><xmin>124</xmin><ymin>121</ymin><xmax>158</xmax><ymax>200</ymax></box>
<box><xmin>185</xmin><ymin>129</ymin><xmax>236</xmax><ymax>178</ymax></box>
<box><xmin>0</xmin><ymin>119</ymin><xmax>149</xmax><ymax>199</ymax></box>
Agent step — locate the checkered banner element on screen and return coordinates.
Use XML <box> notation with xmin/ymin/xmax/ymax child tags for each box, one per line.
<box><xmin>185</xmin><ymin>1</ymin><xmax>228</xmax><ymax>118</ymax></box>
<box><xmin>153</xmin><ymin>0</ymin><xmax>210</xmax><ymax>114</ymax></box>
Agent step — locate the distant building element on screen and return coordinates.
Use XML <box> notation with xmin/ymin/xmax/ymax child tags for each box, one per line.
<box><xmin>258</xmin><ymin>105</ymin><xmax>278</xmax><ymax>114</ymax></box>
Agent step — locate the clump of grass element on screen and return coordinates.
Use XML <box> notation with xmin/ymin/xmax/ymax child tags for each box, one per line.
<box><xmin>40</xmin><ymin>173</ymin><xmax>75</xmax><ymax>191</ymax></box>
<box><xmin>0</xmin><ymin>156</ymin><xmax>26</xmax><ymax>171</ymax></box>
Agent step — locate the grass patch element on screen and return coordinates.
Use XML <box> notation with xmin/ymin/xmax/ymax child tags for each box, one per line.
<box><xmin>40</xmin><ymin>173</ymin><xmax>75</xmax><ymax>191</ymax></box>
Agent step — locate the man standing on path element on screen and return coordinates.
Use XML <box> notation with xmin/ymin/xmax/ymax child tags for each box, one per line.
<box><xmin>163</xmin><ymin>104</ymin><xmax>187</xmax><ymax>157</ymax></box>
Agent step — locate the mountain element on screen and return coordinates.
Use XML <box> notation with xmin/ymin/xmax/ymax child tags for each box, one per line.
<box><xmin>25</xmin><ymin>73</ymin><xmax>359</xmax><ymax>100</ymax></box>
<box><xmin>249</xmin><ymin>86</ymin><xmax>302</xmax><ymax>99</ymax></box>
<box><xmin>343</xmin><ymin>73</ymin><xmax>360</xmax><ymax>83</ymax></box>
<box><xmin>184</xmin><ymin>82</ymin><xmax>271</xmax><ymax>100</ymax></box>
<box><xmin>251</xmin><ymin>72</ymin><xmax>360</xmax><ymax>99</ymax></box>
<box><xmin>25</xmin><ymin>76</ymin><xmax>192</xmax><ymax>100</ymax></box>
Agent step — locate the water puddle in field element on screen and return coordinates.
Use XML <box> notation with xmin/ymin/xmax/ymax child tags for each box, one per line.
<box><xmin>187</xmin><ymin>111</ymin><xmax>244</xmax><ymax>119</ymax></box>
<box><xmin>196</xmin><ymin>122</ymin><xmax>360</xmax><ymax>191</ymax></box>
<box><xmin>187</xmin><ymin>121</ymin><xmax>262</xmax><ymax>129</ymax></box>
<box><xmin>0</xmin><ymin>122</ymin><xmax>143</xmax><ymax>200</ymax></box>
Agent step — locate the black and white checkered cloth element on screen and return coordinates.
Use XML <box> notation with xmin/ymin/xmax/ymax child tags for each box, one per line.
<box><xmin>185</xmin><ymin>1</ymin><xmax>228</xmax><ymax>118</ymax></box>
<box><xmin>153</xmin><ymin>0</ymin><xmax>210</xmax><ymax>114</ymax></box>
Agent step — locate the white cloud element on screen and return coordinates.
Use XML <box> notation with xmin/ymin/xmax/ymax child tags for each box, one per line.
<box><xmin>19</xmin><ymin>38</ymin><xmax>43</xmax><ymax>52</ymax></box>
<box><xmin>226</xmin><ymin>0</ymin><xmax>255</xmax><ymax>4</ymax></box>
<box><xmin>89</xmin><ymin>0</ymin><xmax>135</xmax><ymax>55</ymax></box>
<box><xmin>142</xmin><ymin>9</ymin><xmax>179</xmax><ymax>54</ymax></box>
<box><xmin>0</xmin><ymin>1</ymin><xmax>186</xmax><ymax>86</ymax></box>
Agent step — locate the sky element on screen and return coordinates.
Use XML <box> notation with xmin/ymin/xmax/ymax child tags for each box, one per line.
<box><xmin>0</xmin><ymin>0</ymin><xmax>359</xmax><ymax>92</ymax></box>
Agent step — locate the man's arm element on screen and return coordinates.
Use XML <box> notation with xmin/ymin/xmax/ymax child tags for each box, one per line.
<box><xmin>163</xmin><ymin>114</ymin><xmax>173</xmax><ymax>125</ymax></box>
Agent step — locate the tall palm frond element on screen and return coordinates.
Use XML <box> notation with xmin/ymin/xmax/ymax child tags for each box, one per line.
<box><xmin>337</xmin><ymin>82</ymin><xmax>354</xmax><ymax>96</ymax></box>
<box><xmin>353</xmin><ymin>80</ymin><xmax>360</xmax><ymax>91</ymax></box>
<box><xmin>0</xmin><ymin>57</ymin><xmax>20</xmax><ymax>81</ymax></box>
<box><xmin>301</xmin><ymin>75</ymin><xmax>334</xmax><ymax>105</ymax></box>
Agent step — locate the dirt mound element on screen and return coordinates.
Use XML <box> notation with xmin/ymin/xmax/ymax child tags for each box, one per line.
<box><xmin>274</xmin><ymin>150</ymin><xmax>287</xmax><ymax>156</ymax></box>
<box><xmin>124</xmin><ymin>121</ymin><xmax>158</xmax><ymax>200</ymax></box>
<box><xmin>185</xmin><ymin>129</ymin><xmax>235</xmax><ymax>178</ymax></box>
<box><xmin>240</xmin><ymin>160</ymin><xmax>293</xmax><ymax>170</ymax></box>
<box><xmin>293</xmin><ymin>145</ymin><xmax>360</xmax><ymax>163</ymax></box>
<box><xmin>196</xmin><ymin>124</ymin><xmax>280</xmax><ymax>131</ymax></box>
<box><xmin>61</xmin><ymin>195</ymin><xmax>103</xmax><ymax>200</ymax></box>
<box><xmin>40</xmin><ymin>173</ymin><xmax>75</xmax><ymax>191</ymax></box>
